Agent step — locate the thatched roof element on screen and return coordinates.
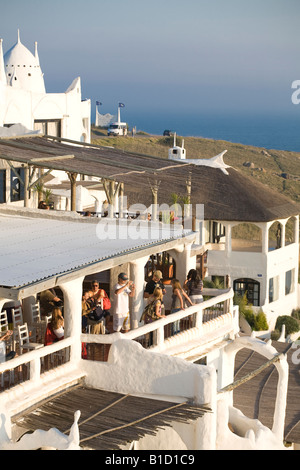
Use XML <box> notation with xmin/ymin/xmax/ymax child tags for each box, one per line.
<box><xmin>13</xmin><ymin>385</ymin><xmax>210</xmax><ymax>450</ymax></box>
<box><xmin>0</xmin><ymin>135</ymin><xmax>298</xmax><ymax>222</ymax></box>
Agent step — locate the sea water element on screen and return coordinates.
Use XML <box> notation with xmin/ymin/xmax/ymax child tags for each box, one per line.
<box><xmin>123</xmin><ymin>110</ymin><xmax>300</xmax><ymax>153</ymax></box>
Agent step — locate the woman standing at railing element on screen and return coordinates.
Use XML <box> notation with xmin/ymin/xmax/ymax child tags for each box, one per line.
<box><xmin>183</xmin><ymin>269</ymin><xmax>203</xmax><ymax>304</ymax></box>
<box><xmin>171</xmin><ymin>279</ymin><xmax>193</xmax><ymax>335</ymax></box>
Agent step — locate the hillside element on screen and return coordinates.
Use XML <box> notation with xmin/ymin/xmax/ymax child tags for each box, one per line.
<box><xmin>91</xmin><ymin>127</ymin><xmax>300</xmax><ymax>204</ymax></box>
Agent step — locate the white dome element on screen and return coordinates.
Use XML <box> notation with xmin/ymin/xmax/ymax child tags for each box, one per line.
<box><xmin>4</xmin><ymin>31</ymin><xmax>45</xmax><ymax>93</ymax></box>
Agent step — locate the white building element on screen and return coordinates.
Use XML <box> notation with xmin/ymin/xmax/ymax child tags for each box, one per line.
<box><xmin>0</xmin><ymin>32</ymin><xmax>91</xmax><ymax>209</ymax></box>
<box><xmin>167</xmin><ymin>138</ymin><xmax>300</xmax><ymax>327</ymax></box>
<box><xmin>0</xmin><ymin>31</ymin><xmax>90</xmax><ymax>142</ymax></box>
<box><xmin>0</xmin><ymin>205</ymin><xmax>292</xmax><ymax>450</ymax></box>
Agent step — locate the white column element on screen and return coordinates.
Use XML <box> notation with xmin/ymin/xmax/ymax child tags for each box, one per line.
<box><xmin>262</xmin><ymin>222</ymin><xmax>269</xmax><ymax>255</ymax></box>
<box><xmin>130</xmin><ymin>256</ymin><xmax>149</xmax><ymax>329</ymax></box>
<box><xmin>0</xmin><ymin>298</ymin><xmax>12</xmax><ymax>313</ymax></box>
<box><xmin>225</xmin><ymin>223</ymin><xmax>232</xmax><ymax>255</ymax></box>
<box><xmin>169</xmin><ymin>243</ymin><xmax>196</xmax><ymax>283</ymax></box>
<box><xmin>281</xmin><ymin>222</ymin><xmax>285</xmax><ymax>249</ymax></box>
<box><xmin>59</xmin><ymin>276</ymin><xmax>84</xmax><ymax>364</ymax></box>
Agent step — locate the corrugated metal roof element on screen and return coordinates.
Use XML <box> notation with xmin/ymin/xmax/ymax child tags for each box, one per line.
<box><xmin>0</xmin><ymin>212</ymin><xmax>190</xmax><ymax>289</ymax></box>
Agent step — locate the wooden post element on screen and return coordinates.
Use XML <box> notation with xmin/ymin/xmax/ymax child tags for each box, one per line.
<box><xmin>185</xmin><ymin>171</ymin><xmax>192</xmax><ymax>218</ymax></box>
<box><xmin>102</xmin><ymin>179</ymin><xmax>121</xmax><ymax>217</ymax></box>
<box><xmin>119</xmin><ymin>182</ymin><xmax>124</xmax><ymax>218</ymax></box>
<box><xmin>67</xmin><ymin>172</ymin><xmax>78</xmax><ymax>212</ymax></box>
<box><xmin>149</xmin><ymin>177</ymin><xmax>160</xmax><ymax>221</ymax></box>
<box><xmin>23</xmin><ymin>165</ymin><xmax>29</xmax><ymax>208</ymax></box>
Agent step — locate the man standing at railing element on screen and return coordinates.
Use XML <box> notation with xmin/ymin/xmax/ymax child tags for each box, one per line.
<box><xmin>113</xmin><ymin>273</ymin><xmax>135</xmax><ymax>333</ymax></box>
<box><xmin>144</xmin><ymin>270</ymin><xmax>166</xmax><ymax>316</ymax></box>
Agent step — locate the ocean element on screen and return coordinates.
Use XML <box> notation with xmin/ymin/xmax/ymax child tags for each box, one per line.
<box><xmin>122</xmin><ymin>110</ymin><xmax>300</xmax><ymax>153</ymax></box>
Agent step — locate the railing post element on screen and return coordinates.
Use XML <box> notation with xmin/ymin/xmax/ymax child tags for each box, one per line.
<box><xmin>195</xmin><ymin>307</ymin><xmax>203</xmax><ymax>333</ymax></box>
<box><xmin>156</xmin><ymin>325</ymin><xmax>164</xmax><ymax>346</ymax></box>
<box><xmin>30</xmin><ymin>357</ymin><xmax>41</xmax><ymax>383</ymax></box>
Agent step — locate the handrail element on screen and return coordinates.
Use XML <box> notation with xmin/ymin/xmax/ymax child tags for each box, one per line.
<box><xmin>81</xmin><ymin>288</ymin><xmax>234</xmax><ymax>346</ymax></box>
<box><xmin>0</xmin><ymin>288</ymin><xmax>235</xmax><ymax>393</ymax></box>
<box><xmin>0</xmin><ymin>336</ymin><xmax>74</xmax><ymax>374</ymax></box>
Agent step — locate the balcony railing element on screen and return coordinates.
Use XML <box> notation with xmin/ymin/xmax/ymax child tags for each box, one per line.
<box><xmin>0</xmin><ymin>289</ymin><xmax>237</xmax><ymax>395</ymax></box>
<box><xmin>81</xmin><ymin>288</ymin><xmax>237</xmax><ymax>362</ymax></box>
<box><xmin>0</xmin><ymin>337</ymin><xmax>73</xmax><ymax>393</ymax></box>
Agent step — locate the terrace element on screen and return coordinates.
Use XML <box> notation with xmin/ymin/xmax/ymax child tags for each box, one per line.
<box><xmin>0</xmin><ymin>287</ymin><xmax>237</xmax><ymax>417</ymax></box>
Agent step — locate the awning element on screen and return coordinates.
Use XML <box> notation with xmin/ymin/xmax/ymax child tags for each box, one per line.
<box><xmin>0</xmin><ymin>206</ymin><xmax>194</xmax><ymax>300</ymax></box>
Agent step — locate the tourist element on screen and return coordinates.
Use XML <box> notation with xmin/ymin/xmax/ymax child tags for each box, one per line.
<box><xmin>171</xmin><ymin>278</ymin><xmax>193</xmax><ymax>313</ymax></box>
<box><xmin>91</xmin><ymin>281</ymin><xmax>111</xmax><ymax>329</ymax></box>
<box><xmin>144</xmin><ymin>270</ymin><xmax>166</xmax><ymax>315</ymax></box>
<box><xmin>183</xmin><ymin>269</ymin><xmax>203</xmax><ymax>304</ymax></box>
<box><xmin>171</xmin><ymin>279</ymin><xmax>193</xmax><ymax>334</ymax></box>
<box><xmin>39</xmin><ymin>288</ymin><xmax>62</xmax><ymax>316</ymax></box>
<box><xmin>81</xmin><ymin>290</ymin><xmax>94</xmax><ymax>332</ymax></box>
<box><xmin>143</xmin><ymin>287</ymin><xmax>166</xmax><ymax>324</ymax></box>
<box><xmin>44</xmin><ymin>308</ymin><xmax>64</xmax><ymax>345</ymax></box>
<box><xmin>144</xmin><ymin>270</ymin><xmax>166</xmax><ymax>300</ymax></box>
<box><xmin>0</xmin><ymin>330</ymin><xmax>16</xmax><ymax>363</ymax></box>
<box><xmin>91</xmin><ymin>280</ymin><xmax>101</xmax><ymax>298</ymax></box>
<box><xmin>113</xmin><ymin>273</ymin><xmax>135</xmax><ymax>333</ymax></box>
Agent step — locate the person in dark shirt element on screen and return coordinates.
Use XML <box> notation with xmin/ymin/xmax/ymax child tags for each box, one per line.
<box><xmin>183</xmin><ymin>269</ymin><xmax>203</xmax><ymax>304</ymax></box>
<box><xmin>144</xmin><ymin>270</ymin><xmax>166</xmax><ymax>300</ymax></box>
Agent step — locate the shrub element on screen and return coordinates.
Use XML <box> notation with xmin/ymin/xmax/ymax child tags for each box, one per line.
<box><xmin>291</xmin><ymin>309</ymin><xmax>300</xmax><ymax>321</ymax></box>
<box><xmin>275</xmin><ymin>315</ymin><xmax>300</xmax><ymax>335</ymax></box>
<box><xmin>253</xmin><ymin>310</ymin><xmax>269</xmax><ymax>331</ymax></box>
<box><xmin>235</xmin><ymin>293</ymin><xmax>269</xmax><ymax>331</ymax></box>
<box><xmin>242</xmin><ymin>307</ymin><xmax>255</xmax><ymax>329</ymax></box>
<box><xmin>271</xmin><ymin>329</ymin><xmax>280</xmax><ymax>341</ymax></box>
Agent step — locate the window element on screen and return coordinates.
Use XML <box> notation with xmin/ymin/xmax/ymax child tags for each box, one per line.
<box><xmin>285</xmin><ymin>217</ymin><xmax>296</xmax><ymax>246</ymax></box>
<box><xmin>285</xmin><ymin>269</ymin><xmax>295</xmax><ymax>295</ymax></box>
<box><xmin>210</xmin><ymin>221</ymin><xmax>225</xmax><ymax>243</ymax></box>
<box><xmin>34</xmin><ymin>119</ymin><xmax>61</xmax><ymax>137</ymax></box>
<box><xmin>269</xmin><ymin>276</ymin><xmax>279</xmax><ymax>303</ymax></box>
<box><xmin>0</xmin><ymin>170</ymin><xmax>6</xmax><ymax>203</ymax></box>
<box><xmin>232</xmin><ymin>223</ymin><xmax>262</xmax><ymax>252</ymax></box>
<box><xmin>234</xmin><ymin>278</ymin><xmax>260</xmax><ymax>306</ymax></box>
<box><xmin>10</xmin><ymin>168</ymin><xmax>24</xmax><ymax>202</ymax></box>
<box><xmin>268</xmin><ymin>222</ymin><xmax>282</xmax><ymax>251</ymax></box>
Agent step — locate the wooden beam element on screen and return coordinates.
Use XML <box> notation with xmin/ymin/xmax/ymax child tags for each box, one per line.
<box><xmin>30</xmin><ymin>154</ymin><xmax>75</xmax><ymax>162</ymax></box>
<box><xmin>27</xmin><ymin>168</ymin><xmax>53</xmax><ymax>191</ymax></box>
<box><xmin>219</xmin><ymin>352</ymin><xmax>286</xmax><ymax>394</ymax></box>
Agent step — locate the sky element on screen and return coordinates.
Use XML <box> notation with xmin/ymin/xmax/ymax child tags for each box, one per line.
<box><xmin>1</xmin><ymin>0</ymin><xmax>300</xmax><ymax>125</ymax></box>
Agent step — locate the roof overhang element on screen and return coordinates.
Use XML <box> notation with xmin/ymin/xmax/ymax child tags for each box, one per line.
<box><xmin>0</xmin><ymin>206</ymin><xmax>195</xmax><ymax>301</ymax></box>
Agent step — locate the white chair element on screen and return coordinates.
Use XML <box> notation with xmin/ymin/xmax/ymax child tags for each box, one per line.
<box><xmin>0</xmin><ymin>310</ymin><xmax>9</xmax><ymax>334</ymax></box>
<box><xmin>17</xmin><ymin>323</ymin><xmax>43</xmax><ymax>354</ymax></box>
<box><xmin>0</xmin><ymin>311</ymin><xmax>15</xmax><ymax>388</ymax></box>
<box><xmin>0</xmin><ymin>310</ymin><xmax>13</xmax><ymax>350</ymax></box>
<box><xmin>12</xmin><ymin>306</ymin><xmax>23</xmax><ymax>329</ymax></box>
<box><xmin>12</xmin><ymin>307</ymin><xmax>23</xmax><ymax>350</ymax></box>
<box><xmin>30</xmin><ymin>303</ymin><xmax>41</xmax><ymax>323</ymax></box>
<box><xmin>29</xmin><ymin>302</ymin><xmax>44</xmax><ymax>342</ymax></box>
